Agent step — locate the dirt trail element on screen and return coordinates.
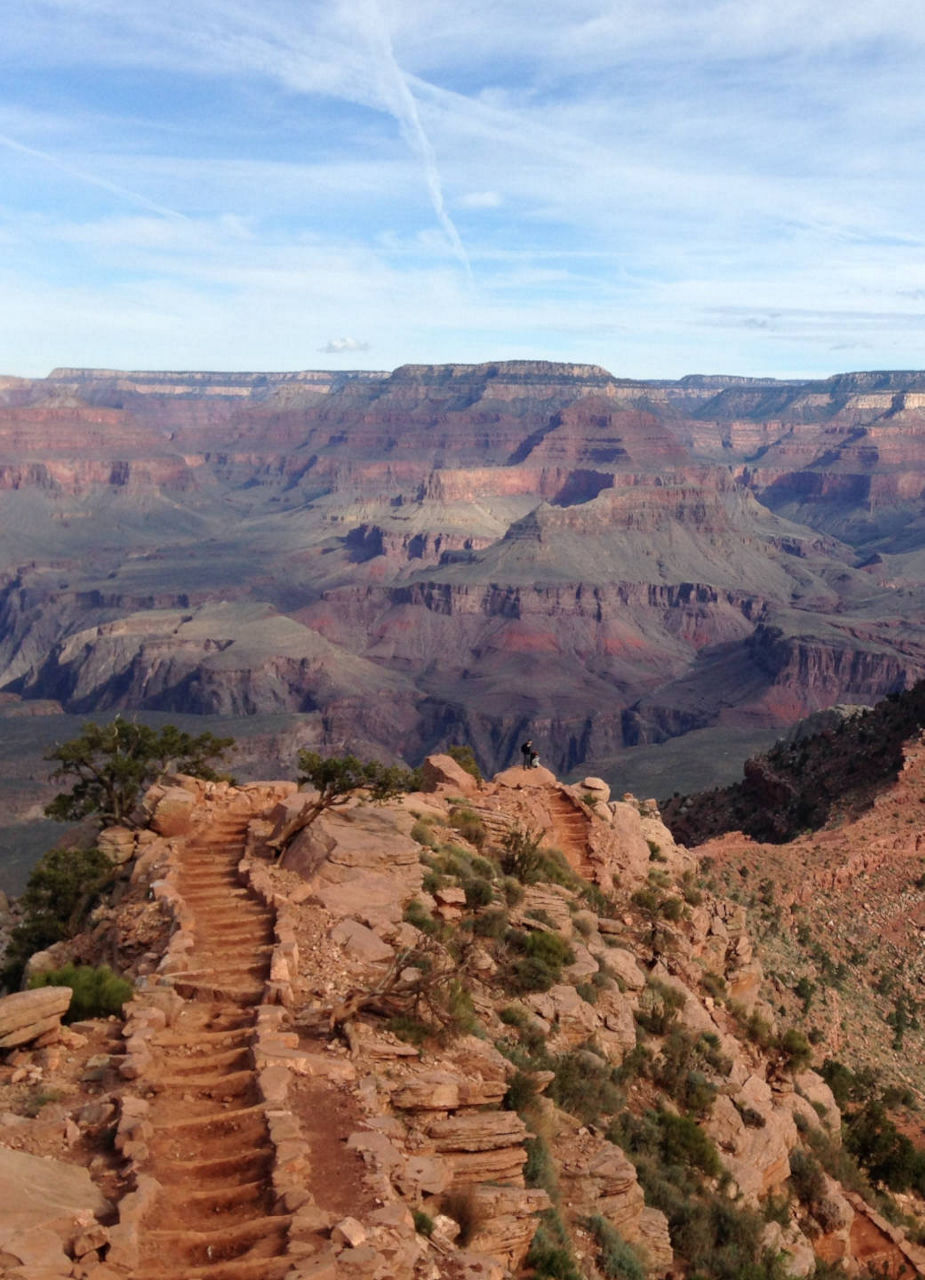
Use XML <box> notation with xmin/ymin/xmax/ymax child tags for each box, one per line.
<box><xmin>129</xmin><ymin>815</ymin><xmax>291</xmax><ymax>1280</ymax></box>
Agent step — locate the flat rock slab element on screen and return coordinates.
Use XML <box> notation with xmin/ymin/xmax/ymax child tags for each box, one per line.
<box><xmin>0</xmin><ymin>1147</ymin><xmax>110</xmax><ymax>1241</ymax></box>
<box><xmin>0</xmin><ymin>987</ymin><xmax>72</xmax><ymax>1048</ymax></box>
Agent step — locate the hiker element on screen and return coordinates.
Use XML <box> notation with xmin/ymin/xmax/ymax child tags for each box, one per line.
<box><xmin>520</xmin><ymin>739</ymin><xmax>539</xmax><ymax>769</ymax></box>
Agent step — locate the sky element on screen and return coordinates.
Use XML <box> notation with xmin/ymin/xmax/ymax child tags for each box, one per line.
<box><xmin>3</xmin><ymin>0</ymin><xmax>925</xmax><ymax>380</ymax></box>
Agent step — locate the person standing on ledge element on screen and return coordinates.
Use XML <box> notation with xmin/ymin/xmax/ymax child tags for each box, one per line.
<box><xmin>520</xmin><ymin>739</ymin><xmax>539</xmax><ymax>769</ymax></box>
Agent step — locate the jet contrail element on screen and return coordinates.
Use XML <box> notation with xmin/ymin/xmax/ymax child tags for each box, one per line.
<box><xmin>0</xmin><ymin>133</ymin><xmax>187</xmax><ymax>221</ymax></box>
<box><xmin>358</xmin><ymin>0</ymin><xmax>471</xmax><ymax>277</ymax></box>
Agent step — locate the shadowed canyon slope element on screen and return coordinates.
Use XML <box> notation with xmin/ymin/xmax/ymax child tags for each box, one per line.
<box><xmin>5</xmin><ymin>360</ymin><xmax>925</xmax><ymax>805</ymax></box>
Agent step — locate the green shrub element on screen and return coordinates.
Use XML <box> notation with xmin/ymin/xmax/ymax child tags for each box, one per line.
<box><xmin>386</xmin><ymin>1014</ymin><xmax>431</xmax><ymax>1046</ymax></box>
<box><xmin>586</xmin><ymin>1214</ymin><xmax>646</xmax><ymax>1280</ymax></box>
<box><xmin>3</xmin><ymin>845</ymin><xmax>116</xmax><ymax>986</ymax></box>
<box><xmin>789</xmin><ymin>1147</ymin><xmax>826</xmax><ymax>1208</ymax></box>
<box><xmin>503</xmin><ymin>927</ymin><xmax>575</xmax><ymax>993</ymax></box>
<box><xmin>525</xmin><ymin>1211</ymin><xmax>581</xmax><ymax>1280</ymax></box>
<box><xmin>504</xmin><ymin>1070</ymin><xmax>539</xmax><ymax>1113</ymax></box>
<box><xmin>524</xmin><ymin>1135</ymin><xmax>558</xmax><ymax>1195</ymax></box>
<box><xmin>449</xmin><ymin>807</ymin><xmax>486</xmax><ymax>848</ymax></box>
<box><xmin>660</xmin><ymin>896</ymin><xmax>684</xmax><ymax>922</ymax></box>
<box><xmin>411</xmin><ymin>819</ymin><xmax>437</xmax><ymax>847</ymax></box>
<box><xmin>635</xmin><ymin>979</ymin><xmax>686</xmax><ymax>1035</ymax></box>
<box><xmin>412</xmin><ymin>1209</ymin><xmax>434</xmax><ymax>1237</ymax></box>
<box><xmin>464</xmin><ymin>876</ymin><xmax>494</xmax><ymax>908</ymax></box>
<box><xmin>548</xmin><ymin>1050</ymin><xmax>622</xmax><ymax>1124</ymax></box>
<box><xmin>779</xmin><ymin>1027</ymin><xmax>812</xmax><ymax>1073</ymax></box>
<box><xmin>499</xmin><ymin>825</ymin><xmax>545</xmax><ymax>880</ymax></box>
<box><xmin>29</xmin><ymin>963</ymin><xmax>132</xmax><ymax>1020</ymax></box>
<box><xmin>471</xmin><ymin>907</ymin><xmax>509</xmax><ymax>938</ymax></box>
<box><xmin>656</xmin><ymin>1109</ymin><xmax>723</xmax><ymax>1177</ymax></box>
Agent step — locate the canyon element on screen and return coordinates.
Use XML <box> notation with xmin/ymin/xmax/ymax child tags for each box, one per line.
<box><xmin>6</xmin><ymin>361</ymin><xmax>925</xmax><ymax>884</ymax></box>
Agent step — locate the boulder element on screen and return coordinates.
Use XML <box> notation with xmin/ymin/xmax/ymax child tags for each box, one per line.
<box><xmin>418</xmin><ymin>754</ymin><xmax>480</xmax><ymax>796</ymax></box>
<box><xmin>148</xmin><ymin>786</ymin><xmax>199</xmax><ymax>836</ymax></box>
<box><xmin>97</xmin><ymin>826</ymin><xmax>136</xmax><ymax>865</ymax></box>
<box><xmin>0</xmin><ymin>987</ymin><xmax>72</xmax><ymax>1049</ymax></box>
<box><xmin>580</xmin><ymin>777</ymin><xmax>611</xmax><ymax>803</ymax></box>
<box><xmin>330</xmin><ymin>919</ymin><xmax>394</xmax><ymax>964</ymax></box>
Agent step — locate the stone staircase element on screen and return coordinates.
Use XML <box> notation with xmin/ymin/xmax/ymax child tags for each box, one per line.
<box><xmin>111</xmin><ymin>815</ymin><xmax>294</xmax><ymax>1279</ymax></box>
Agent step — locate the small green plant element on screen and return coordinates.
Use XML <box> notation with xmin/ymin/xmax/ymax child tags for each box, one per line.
<box><xmin>586</xmin><ymin>1214</ymin><xmax>645</xmax><ymax>1279</ymax></box>
<box><xmin>29</xmin><ymin>963</ymin><xmax>133</xmax><ymax>1020</ymax></box>
<box><xmin>410</xmin><ymin>819</ymin><xmax>437</xmax><ymax>847</ymax></box>
<box><xmin>412</xmin><ymin>1209</ymin><xmax>434</xmax><ymax>1237</ymax></box>
<box><xmin>778</xmin><ymin>1027</ymin><xmax>812</xmax><ymax>1073</ymax></box>
<box><xmin>464</xmin><ymin>876</ymin><xmax>494</xmax><ymax>908</ymax></box>
<box><xmin>504</xmin><ymin>1069</ymin><xmax>539</xmax><ymax>1113</ymax></box>
<box><xmin>448</xmin><ymin>806</ymin><xmax>487</xmax><ymax>847</ymax></box>
<box><xmin>548</xmin><ymin>1049</ymin><xmax>622</xmax><ymax>1123</ymax></box>
<box><xmin>525</xmin><ymin>1210</ymin><xmax>581</xmax><ymax>1280</ymax></box>
<box><xmin>701</xmin><ymin>970</ymin><xmax>726</xmax><ymax>1001</ymax></box>
<box><xmin>499</xmin><ymin>824</ymin><xmax>546</xmax><ymax>880</ymax></box>
<box><xmin>20</xmin><ymin>1086</ymin><xmax>65</xmax><ymax>1118</ymax></box>
<box><xmin>635</xmin><ymin>979</ymin><xmax>686</xmax><ymax>1035</ymax></box>
<box><xmin>503</xmin><ymin>928</ymin><xmax>575</xmax><ymax>993</ymax></box>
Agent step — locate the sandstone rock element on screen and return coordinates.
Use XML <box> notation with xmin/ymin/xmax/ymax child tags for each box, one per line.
<box><xmin>425</xmin><ymin>1111</ymin><xmax>528</xmax><ymax>1153</ymax></box>
<box><xmin>332</xmin><ymin>1216</ymin><xmax>367</xmax><ymax>1248</ymax></box>
<box><xmin>418</xmin><ymin>754</ymin><xmax>480</xmax><ymax>796</ymax></box>
<box><xmin>706</xmin><ymin>1080</ymin><xmax>797</xmax><ymax>1201</ymax></box>
<box><xmin>761</xmin><ymin>1221</ymin><xmax>816</xmax><ymax>1277</ymax></box>
<box><xmin>389</xmin><ymin>1071</ymin><xmax>461</xmax><ymax>1111</ymax></box>
<box><xmin>599</xmin><ymin>946</ymin><xmax>647</xmax><ymax>991</ymax></box>
<box><xmin>494</xmin><ymin>764</ymin><xmax>558</xmax><ymax>788</ymax></box>
<box><xmin>0</xmin><ymin>987</ymin><xmax>72</xmax><ymax>1049</ymax></box>
<box><xmin>631</xmin><ymin>1207</ymin><xmax>674</xmax><ymax>1277</ymax></box>
<box><xmin>524</xmin><ymin>984</ymin><xmax>599</xmax><ymax>1044</ymax></box>
<box><xmin>148</xmin><ymin>786</ymin><xmax>199</xmax><ymax>836</ymax></box>
<box><xmin>21</xmin><ymin>942</ymin><xmax>74</xmax><ymax>986</ymax></box>
<box><xmin>580</xmin><ymin>776</ymin><xmax>611</xmax><ymax>802</ymax></box>
<box><xmin>592</xmin><ymin>802</ymin><xmax>651</xmax><ymax>889</ymax></box>
<box><xmin>97</xmin><ymin>826</ymin><xmax>136</xmax><ymax>865</ymax></box>
<box><xmin>795</xmin><ymin>1069</ymin><xmax>840</xmax><ymax>1129</ymax></box>
<box><xmin>0</xmin><ymin>1147</ymin><xmax>110</xmax><ymax>1260</ymax></box>
<box><xmin>330</xmin><ymin>918</ymin><xmax>394</xmax><ymax>963</ymax></box>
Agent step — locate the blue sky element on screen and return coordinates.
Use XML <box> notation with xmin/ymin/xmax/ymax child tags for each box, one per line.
<box><xmin>3</xmin><ymin>0</ymin><xmax>925</xmax><ymax>379</ymax></box>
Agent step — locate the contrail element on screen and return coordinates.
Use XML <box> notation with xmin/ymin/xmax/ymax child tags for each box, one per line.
<box><xmin>358</xmin><ymin>0</ymin><xmax>471</xmax><ymax>277</ymax></box>
<box><xmin>0</xmin><ymin>133</ymin><xmax>188</xmax><ymax>221</ymax></box>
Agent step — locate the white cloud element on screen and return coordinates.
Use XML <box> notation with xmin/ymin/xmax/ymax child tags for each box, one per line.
<box><xmin>319</xmin><ymin>337</ymin><xmax>371</xmax><ymax>353</ymax></box>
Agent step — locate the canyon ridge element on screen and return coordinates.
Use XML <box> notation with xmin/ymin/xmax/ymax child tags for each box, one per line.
<box><xmin>5</xmin><ymin>361</ymin><xmax>925</xmax><ymax>885</ymax></box>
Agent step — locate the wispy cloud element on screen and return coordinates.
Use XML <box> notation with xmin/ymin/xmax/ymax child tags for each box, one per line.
<box><xmin>355</xmin><ymin>0</ymin><xmax>470</xmax><ymax>275</ymax></box>
<box><xmin>2</xmin><ymin>1</ymin><xmax>925</xmax><ymax>377</ymax></box>
<box><xmin>0</xmin><ymin>131</ymin><xmax>187</xmax><ymax>220</ymax></box>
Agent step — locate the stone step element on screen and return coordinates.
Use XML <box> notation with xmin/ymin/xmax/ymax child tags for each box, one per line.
<box><xmin>130</xmin><ymin>1252</ymin><xmax>292</xmax><ymax>1280</ymax></box>
<box><xmin>139</xmin><ymin>1214</ymin><xmax>291</xmax><ymax>1267</ymax></box>
<box><xmin>151</xmin><ymin>1068</ymin><xmax>257</xmax><ymax>1097</ymax></box>
<box><xmin>153</xmin><ymin>1149</ymin><xmax>275</xmax><ymax>1185</ymax></box>
<box><xmin>172</xmin><ymin>979</ymin><xmax>266</xmax><ymax>1004</ymax></box>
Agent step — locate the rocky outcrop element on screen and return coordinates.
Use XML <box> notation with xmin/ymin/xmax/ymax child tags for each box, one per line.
<box><xmin>0</xmin><ymin>986</ymin><xmax>73</xmax><ymax>1048</ymax></box>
